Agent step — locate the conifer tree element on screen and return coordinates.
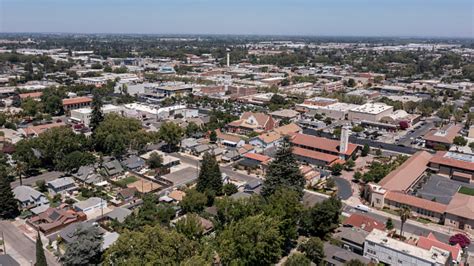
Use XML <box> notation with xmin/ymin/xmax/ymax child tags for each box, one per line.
<box><xmin>0</xmin><ymin>169</ymin><xmax>19</xmax><ymax>219</ymax></box>
<box><xmin>36</xmin><ymin>231</ymin><xmax>48</xmax><ymax>266</ymax></box>
<box><xmin>196</xmin><ymin>152</ymin><xmax>222</xmax><ymax>195</ymax></box>
<box><xmin>262</xmin><ymin>136</ymin><xmax>305</xmax><ymax>198</ymax></box>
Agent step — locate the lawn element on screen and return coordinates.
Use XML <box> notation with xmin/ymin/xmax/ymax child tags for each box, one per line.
<box><xmin>116</xmin><ymin>175</ymin><xmax>139</xmax><ymax>187</ymax></box>
<box><xmin>458</xmin><ymin>186</ymin><xmax>474</xmax><ymax>196</ymax></box>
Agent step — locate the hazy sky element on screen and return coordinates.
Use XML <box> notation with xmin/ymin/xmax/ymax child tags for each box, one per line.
<box><xmin>1</xmin><ymin>0</ymin><xmax>473</xmax><ymax>37</ymax></box>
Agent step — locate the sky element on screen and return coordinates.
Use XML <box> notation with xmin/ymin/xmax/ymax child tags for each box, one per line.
<box><xmin>1</xmin><ymin>0</ymin><xmax>473</xmax><ymax>38</ymax></box>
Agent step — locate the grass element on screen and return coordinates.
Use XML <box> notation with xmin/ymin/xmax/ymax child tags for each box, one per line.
<box><xmin>116</xmin><ymin>175</ymin><xmax>139</xmax><ymax>187</ymax></box>
<box><xmin>416</xmin><ymin>217</ymin><xmax>431</xmax><ymax>224</ymax></box>
<box><xmin>458</xmin><ymin>186</ymin><xmax>474</xmax><ymax>196</ymax></box>
<box><xmin>76</xmin><ymin>194</ymin><xmax>88</xmax><ymax>201</ymax></box>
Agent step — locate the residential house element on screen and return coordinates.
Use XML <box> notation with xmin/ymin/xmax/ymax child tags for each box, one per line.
<box><xmin>102</xmin><ymin>158</ymin><xmax>124</xmax><ymax>177</ymax></box>
<box><xmin>13</xmin><ymin>185</ymin><xmax>49</xmax><ymax>209</ymax></box>
<box><xmin>73</xmin><ymin>165</ymin><xmax>103</xmax><ymax>185</ymax></box>
<box><xmin>116</xmin><ymin>187</ymin><xmax>138</xmax><ymax>202</ymax></box>
<box><xmin>73</xmin><ymin>197</ymin><xmax>107</xmax><ymax>213</ymax></box>
<box><xmin>249</xmin><ymin>131</ymin><xmax>282</xmax><ymax>150</ymax></box>
<box><xmin>334</xmin><ymin>227</ymin><xmax>369</xmax><ymax>255</ymax></box>
<box><xmin>47</xmin><ymin>177</ymin><xmax>77</xmax><ymax>196</ymax></box>
<box><xmin>216</xmin><ymin>130</ymin><xmax>245</xmax><ymax>148</ymax></box>
<box><xmin>239</xmin><ymin>153</ymin><xmax>272</xmax><ymax>174</ymax></box>
<box><xmin>121</xmin><ymin>155</ymin><xmax>145</xmax><ymax>171</ymax></box>
<box><xmin>324</xmin><ymin>243</ymin><xmax>371</xmax><ymax>266</ymax></box>
<box><xmin>226</xmin><ymin>112</ymin><xmax>276</xmax><ymax>134</ymax></box>
<box><xmin>27</xmin><ymin>205</ymin><xmax>87</xmax><ymax>234</ymax></box>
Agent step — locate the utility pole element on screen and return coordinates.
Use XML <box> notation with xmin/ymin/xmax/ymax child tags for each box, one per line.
<box><xmin>0</xmin><ymin>231</ymin><xmax>5</xmax><ymax>254</ymax></box>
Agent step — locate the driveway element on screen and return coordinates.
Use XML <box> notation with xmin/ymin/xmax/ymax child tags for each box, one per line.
<box><xmin>333</xmin><ymin>177</ymin><xmax>352</xmax><ymax>200</ymax></box>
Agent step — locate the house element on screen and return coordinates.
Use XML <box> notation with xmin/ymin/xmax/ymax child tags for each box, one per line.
<box><xmin>27</xmin><ymin>205</ymin><xmax>87</xmax><ymax>234</ymax></box>
<box><xmin>160</xmin><ymin>190</ymin><xmax>186</xmax><ymax>203</ymax></box>
<box><xmin>117</xmin><ymin>187</ymin><xmax>138</xmax><ymax>202</ymax></box>
<box><xmin>103</xmin><ymin>207</ymin><xmax>132</xmax><ymax>223</ymax></box>
<box><xmin>299</xmin><ymin>165</ymin><xmax>321</xmax><ymax>187</ymax></box>
<box><xmin>343</xmin><ymin>213</ymin><xmax>385</xmax><ymax>233</ymax></box>
<box><xmin>73</xmin><ymin>197</ymin><xmax>107</xmax><ymax>213</ymax></box>
<box><xmin>191</xmin><ymin>144</ymin><xmax>212</xmax><ymax>157</ymax></box>
<box><xmin>334</xmin><ymin>227</ymin><xmax>368</xmax><ymax>255</ymax></box>
<box><xmin>244</xmin><ymin>180</ymin><xmax>262</xmax><ymax>194</ymax></box>
<box><xmin>140</xmin><ymin>150</ymin><xmax>180</xmax><ymax>168</ymax></box>
<box><xmin>226</xmin><ymin>112</ymin><xmax>276</xmax><ymax>134</ymax></box>
<box><xmin>171</xmin><ymin>215</ymin><xmax>214</xmax><ymax>234</ymax></box>
<box><xmin>121</xmin><ymin>155</ymin><xmax>145</xmax><ymax>170</ymax></box>
<box><xmin>162</xmin><ymin>167</ymin><xmax>199</xmax><ymax>187</ymax></box>
<box><xmin>47</xmin><ymin>177</ymin><xmax>77</xmax><ymax>195</ymax></box>
<box><xmin>57</xmin><ymin>220</ymin><xmax>119</xmax><ymax>250</ymax></box>
<box><xmin>102</xmin><ymin>159</ymin><xmax>123</xmax><ymax>177</ymax></box>
<box><xmin>269</xmin><ymin>109</ymin><xmax>300</xmax><ymax>121</ymax></box>
<box><xmin>181</xmin><ymin>137</ymin><xmax>199</xmax><ymax>152</ymax></box>
<box><xmin>216</xmin><ymin>130</ymin><xmax>245</xmax><ymax>147</ymax></box>
<box><xmin>239</xmin><ymin>153</ymin><xmax>272</xmax><ymax>173</ymax></box>
<box><xmin>222</xmin><ymin>149</ymin><xmax>241</xmax><ymax>162</ymax></box>
<box><xmin>73</xmin><ymin>165</ymin><xmax>103</xmax><ymax>185</ymax></box>
<box><xmin>13</xmin><ymin>185</ymin><xmax>49</xmax><ymax>209</ymax></box>
<box><xmin>20</xmin><ymin>122</ymin><xmax>66</xmax><ymax>137</ymax></box>
<box><xmin>273</xmin><ymin>123</ymin><xmax>302</xmax><ymax>136</ymax></box>
<box><xmin>324</xmin><ymin>243</ymin><xmax>371</xmax><ymax>266</ymax></box>
<box><xmin>249</xmin><ymin>131</ymin><xmax>282</xmax><ymax>150</ymax></box>
<box><xmin>423</xmin><ymin>124</ymin><xmax>463</xmax><ymax>149</ymax></box>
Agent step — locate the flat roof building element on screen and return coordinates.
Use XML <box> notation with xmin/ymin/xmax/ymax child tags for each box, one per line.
<box><xmin>348</xmin><ymin>103</ymin><xmax>394</xmax><ymax>122</ymax></box>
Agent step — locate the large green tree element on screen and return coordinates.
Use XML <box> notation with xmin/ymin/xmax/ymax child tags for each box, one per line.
<box><xmin>103</xmin><ymin>225</ymin><xmax>199</xmax><ymax>265</ymax></box>
<box><xmin>62</xmin><ymin>226</ymin><xmax>103</xmax><ymax>266</ymax></box>
<box><xmin>35</xmin><ymin>231</ymin><xmax>47</xmax><ymax>266</ymax></box>
<box><xmin>196</xmin><ymin>152</ymin><xmax>222</xmax><ymax>195</ymax></box>
<box><xmin>89</xmin><ymin>94</ymin><xmax>104</xmax><ymax>130</ymax></box>
<box><xmin>300</xmin><ymin>196</ymin><xmax>342</xmax><ymax>238</ymax></box>
<box><xmin>298</xmin><ymin>237</ymin><xmax>325</xmax><ymax>264</ymax></box>
<box><xmin>179</xmin><ymin>189</ymin><xmax>208</xmax><ymax>214</ymax></box>
<box><xmin>0</xmin><ymin>169</ymin><xmax>20</xmax><ymax>219</ymax></box>
<box><xmin>284</xmin><ymin>253</ymin><xmax>311</xmax><ymax>266</ymax></box>
<box><xmin>262</xmin><ymin>137</ymin><xmax>305</xmax><ymax>198</ymax></box>
<box><xmin>216</xmin><ymin>214</ymin><xmax>284</xmax><ymax>265</ymax></box>
<box><xmin>159</xmin><ymin>122</ymin><xmax>184</xmax><ymax>152</ymax></box>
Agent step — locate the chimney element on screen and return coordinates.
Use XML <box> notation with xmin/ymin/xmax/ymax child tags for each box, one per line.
<box><xmin>339</xmin><ymin>125</ymin><xmax>351</xmax><ymax>159</ymax></box>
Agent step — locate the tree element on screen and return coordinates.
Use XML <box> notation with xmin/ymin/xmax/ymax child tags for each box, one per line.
<box><xmin>121</xmin><ymin>195</ymin><xmax>175</xmax><ymax>230</ymax></box>
<box><xmin>284</xmin><ymin>253</ymin><xmax>311</xmax><ymax>266</ymax></box>
<box><xmin>223</xmin><ymin>183</ymin><xmax>238</xmax><ymax>196</ymax></box>
<box><xmin>159</xmin><ymin>122</ymin><xmax>184</xmax><ymax>152</ymax></box>
<box><xmin>209</xmin><ymin>130</ymin><xmax>217</xmax><ymax>143</ymax></box>
<box><xmin>270</xmin><ymin>94</ymin><xmax>286</xmax><ymax>105</ymax></box>
<box><xmin>62</xmin><ymin>226</ymin><xmax>103</xmax><ymax>266</ymax></box>
<box><xmin>35</xmin><ymin>231</ymin><xmax>47</xmax><ymax>266</ymax></box>
<box><xmin>185</xmin><ymin>122</ymin><xmax>201</xmax><ymax>137</ymax></box>
<box><xmin>353</xmin><ymin>171</ymin><xmax>362</xmax><ymax>181</ymax></box>
<box><xmin>36</xmin><ymin>180</ymin><xmax>47</xmax><ymax>193</ymax></box>
<box><xmin>147</xmin><ymin>152</ymin><xmax>163</xmax><ymax>169</ymax></box>
<box><xmin>262</xmin><ymin>137</ymin><xmax>305</xmax><ymax>198</ymax></box>
<box><xmin>453</xmin><ymin>136</ymin><xmax>468</xmax><ymax>146</ymax></box>
<box><xmin>216</xmin><ymin>215</ymin><xmax>283</xmax><ymax>265</ymax></box>
<box><xmin>298</xmin><ymin>237</ymin><xmax>325</xmax><ymax>264</ymax></box>
<box><xmin>347</xmin><ymin>78</ymin><xmax>356</xmax><ymax>87</ymax></box>
<box><xmin>300</xmin><ymin>196</ymin><xmax>342</xmax><ymax>238</ymax></box>
<box><xmin>196</xmin><ymin>152</ymin><xmax>222</xmax><ymax>195</ymax></box>
<box><xmin>175</xmin><ymin>214</ymin><xmax>204</xmax><ymax>240</ymax></box>
<box><xmin>330</xmin><ymin>163</ymin><xmax>343</xmax><ymax>176</ymax></box>
<box><xmin>89</xmin><ymin>94</ymin><xmax>104</xmax><ymax>130</ymax></box>
<box><xmin>361</xmin><ymin>144</ymin><xmax>370</xmax><ymax>157</ymax></box>
<box><xmin>56</xmin><ymin>151</ymin><xmax>95</xmax><ymax>173</ymax></box>
<box><xmin>386</xmin><ymin>217</ymin><xmax>394</xmax><ymax>230</ymax></box>
<box><xmin>180</xmin><ymin>189</ymin><xmax>208</xmax><ymax>214</ymax></box>
<box><xmin>449</xmin><ymin>234</ymin><xmax>471</xmax><ymax>248</ymax></box>
<box><xmin>344</xmin><ymin>159</ymin><xmax>355</xmax><ymax>171</ymax></box>
<box><xmin>21</xmin><ymin>97</ymin><xmax>40</xmax><ymax>117</ymax></box>
<box><xmin>399</xmin><ymin>206</ymin><xmax>411</xmax><ymax>237</ymax></box>
<box><xmin>103</xmin><ymin>225</ymin><xmax>199</xmax><ymax>265</ymax></box>
<box><xmin>0</xmin><ymin>170</ymin><xmax>19</xmax><ymax>219</ymax></box>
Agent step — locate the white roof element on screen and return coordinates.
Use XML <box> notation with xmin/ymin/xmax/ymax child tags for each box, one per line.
<box><xmin>350</xmin><ymin>103</ymin><xmax>393</xmax><ymax>114</ymax></box>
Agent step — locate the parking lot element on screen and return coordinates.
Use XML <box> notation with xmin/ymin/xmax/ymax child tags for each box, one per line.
<box><xmin>415</xmin><ymin>174</ymin><xmax>474</xmax><ymax>204</ymax></box>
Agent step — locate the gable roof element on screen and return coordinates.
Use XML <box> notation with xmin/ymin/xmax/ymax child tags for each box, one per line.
<box><xmin>290</xmin><ymin>133</ymin><xmax>358</xmax><ymax>156</ymax></box>
<box><xmin>62</xmin><ymin>97</ymin><xmax>92</xmax><ymax>106</ymax></box>
<box><xmin>429</xmin><ymin>151</ymin><xmax>474</xmax><ymax>172</ymax></box>
<box><xmin>423</xmin><ymin>124</ymin><xmax>462</xmax><ymax>144</ymax></box>
<box><xmin>343</xmin><ymin>213</ymin><xmax>386</xmax><ymax>232</ymax></box>
<box><xmin>13</xmin><ymin>186</ymin><xmax>45</xmax><ymax>202</ymax></box>
<box><xmin>385</xmin><ymin>191</ymin><xmax>447</xmax><ymax>214</ymax></box>
<box><xmin>243</xmin><ymin>153</ymin><xmax>271</xmax><ymax>162</ymax></box>
<box><xmin>273</xmin><ymin>123</ymin><xmax>301</xmax><ymax>135</ymax></box>
<box><xmin>379</xmin><ymin>151</ymin><xmax>433</xmax><ymax>192</ymax></box>
<box><xmin>255</xmin><ymin>131</ymin><xmax>282</xmax><ymax>144</ymax></box>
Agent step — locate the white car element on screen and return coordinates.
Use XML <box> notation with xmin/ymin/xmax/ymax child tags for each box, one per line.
<box><xmin>355</xmin><ymin>204</ymin><xmax>370</xmax><ymax>212</ymax></box>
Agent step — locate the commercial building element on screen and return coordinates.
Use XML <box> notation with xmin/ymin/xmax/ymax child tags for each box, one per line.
<box><xmin>364</xmin><ymin>229</ymin><xmax>451</xmax><ymax>266</ymax></box>
<box><xmin>423</xmin><ymin>124</ymin><xmax>463</xmax><ymax>149</ymax></box>
<box><xmin>348</xmin><ymin>103</ymin><xmax>394</xmax><ymax>122</ymax></box>
<box><xmin>70</xmin><ymin>104</ymin><xmax>122</xmax><ymax>126</ymax></box>
<box><xmin>62</xmin><ymin>97</ymin><xmax>92</xmax><ymax>111</ymax></box>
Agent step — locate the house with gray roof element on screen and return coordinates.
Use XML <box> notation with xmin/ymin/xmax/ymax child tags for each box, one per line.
<box><xmin>47</xmin><ymin>177</ymin><xmax>77</xmax><ymax>195</ymax></box>
<box><xmin>121</xmin><ymin>155</ymin><xmax>145</xmax><ymax>170</ymax></box>
<box><xmin>13</xmin><ymin>185</ymin><xmax>49</xmax><ymax>209</ymax></box>
<box><xmin>104</xmin><ymin>207</ymin><xmax>132</xmax><ymax>223</ymax></box>
<box><xmin>73</xmin><ymin>197</ymin><xmax>107</xmax><ymax>213</ymax></box>
<box><xmin>73</xmin><ymin>165</ymin><xmax>103</xmax><ymax>185</ymax></box>
<box><xmin>102</xmin><ymin>159</ymin><xmax>123</xmax><ymax>176</ymax></box>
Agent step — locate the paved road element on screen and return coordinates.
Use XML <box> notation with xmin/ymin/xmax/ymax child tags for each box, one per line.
<box><xmin>11</xmin><ymin>171</ymin><xmax>64</xmax><ymax>188</ymax></box>
<box><xmin>396</xmin><ymin>121</ymin><xmax>434</xmax><ymax>146</ymax></box>
<box><xmin>0</xmin><ymin>221</ymin><xmax>59</xmax><ymax>266</ymax></box>
<box><xmin>333</xmin><ymin>177</ymin><xmax>353</xmax><ymax>200</ymax></box>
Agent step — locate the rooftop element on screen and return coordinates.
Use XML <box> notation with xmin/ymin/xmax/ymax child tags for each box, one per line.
<box><xmin>350</xmin><ymin>102</ymin><xmax>393</xmax><ymax>114</ymax></box>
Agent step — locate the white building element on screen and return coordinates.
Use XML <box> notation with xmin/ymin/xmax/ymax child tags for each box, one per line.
<box><xmin>302</xmin><ymin>102</ymin><xmax>360</xmax><ymax>120</ymax></box>
<box><xmin>364</xmin><ymin>229</ymin><xmax>451</xmax><ymax>266</ymax></box>
<box><xmin>70</xmin><ymin>104</ymin><xmax>123</xmax><ymax>126</ymax></box>
<box><xmin>348</xmin><ymin>103</ymin><xmax>394</xmax><ymax>122</ymax></box>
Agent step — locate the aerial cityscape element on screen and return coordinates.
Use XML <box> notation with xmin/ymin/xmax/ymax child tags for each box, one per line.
<box><xmin>0</xmin><ymin>1</ymin><xmax>473</xmax><ymax>265</ymax></box>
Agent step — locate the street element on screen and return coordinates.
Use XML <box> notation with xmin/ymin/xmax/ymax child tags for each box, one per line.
<box><xmin>11</xmin><ymin>171</ymin><xmax>64</xmax><ymax>188</ymax></box>
<box><xmin>0</xmin><ymin>221</ymin><xmax>59</xmax><ymax>266</ymax></box>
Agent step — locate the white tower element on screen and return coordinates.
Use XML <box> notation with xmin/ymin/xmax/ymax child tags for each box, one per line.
<box><xmin>339</xmin><ymin>125</ymin><xmax>351</xmax><ymax>159</ymax></box>
<box><xmin>226</xmin><ymin>52</ymin><xmax>230</xmax><ymax>67</ymax></box>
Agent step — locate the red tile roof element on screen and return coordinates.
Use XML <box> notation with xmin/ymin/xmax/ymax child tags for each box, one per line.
<box><xmin>23</xmin><ymin>122</ymin><xmax>66</xmax><ymax>136</ymax></box>
<box><xmin>19</xmin><ymin>92</ymin><xmax>42</xmax><ymax>99</ymax></box>
<box><xmin>343</xmin><ymin>213</ymin><xmax>386</xmax><ymax>232</ymax></box>
<box><xmin>292</xmin><ymin>146</ymin><xmax>339</xmax><ymax>164</ymax></box>
<box><xmin>385</xmin><ymin>191</ymin><xmax>447</xmax><ymax>214</ymax></box>
<box><xmin>62</xmin><ymin>97</ymin><xmax>92</xmax><ymax>106</ymax></box>
<box><xmin>429</xmin><ymin>151</ymin><xmax>474</xmax><ymax>172</ymax></box>
<box><xmin>379</xmin><ymin>151</ymin><xmax>433</xmax><ymax>192</ymax></box>
<box><xmin>290</xmin><ymin>133</ymin><xmax>358</xmax><ymax>156</ymax></box>
<box><xmin>417</xmin><ymin>232</ymin><xmax>462</xmax><ymax>261</ymax></box>
<box><xmin>446</xmin><ymin>193</ymin><xmax>474</xmax><ymax>220</ymax></box>
<box><xmin>243</xmin><ymin>152</ymin><xmax>271</xmax><ymax>162</ymax></box>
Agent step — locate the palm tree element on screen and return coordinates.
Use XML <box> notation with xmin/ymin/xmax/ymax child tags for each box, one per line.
<box><xmin>399</xmin><ymin>206</ymin><xmax>411</xmax><ymax>237</ymax></box>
